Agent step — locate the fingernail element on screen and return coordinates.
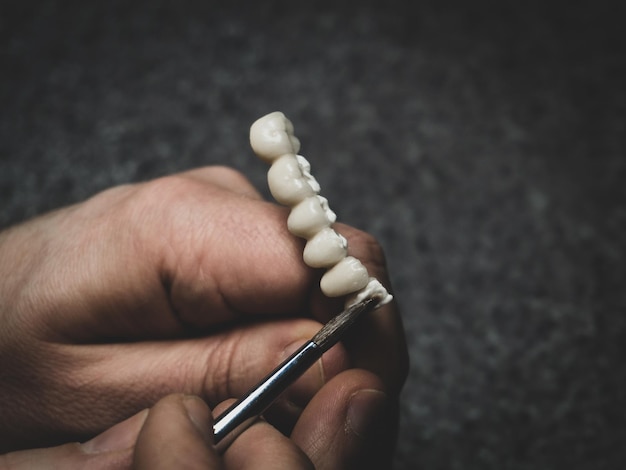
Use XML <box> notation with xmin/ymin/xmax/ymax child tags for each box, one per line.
<box><xmin>183</xmin><ymin>395</ymin><xmax>213</xmax><ymax>444</ymax></box>
<box><xmin>81</xmin><ymin>409</ymin><xmax>149</xmax><ymax>454</ymax></box>
<box><xmin>346</xmin><ymin>389</ymin><xmax>388</xmax><ymax>440</ymax></box>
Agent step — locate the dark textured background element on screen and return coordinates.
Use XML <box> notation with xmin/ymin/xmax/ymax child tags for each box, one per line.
<box><xmin>1</xmin><ymin>1</ymin><xmax>625</xmax><ymax>468</ymax></box>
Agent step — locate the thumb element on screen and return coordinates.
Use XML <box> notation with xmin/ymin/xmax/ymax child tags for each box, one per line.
<box><xmin>0</xmin><ymin>395</ymin><xmax>219</xmax><ymax>470</ymax></box>
<box><xmin>132</xmin><ymin>394</ymin><xmax>223</xmax><ymax>470</ymax></box>
<box><xmin>0</xmin><ymin>409</ymin><xmax>148</xmax><ymax>469</ymax></box>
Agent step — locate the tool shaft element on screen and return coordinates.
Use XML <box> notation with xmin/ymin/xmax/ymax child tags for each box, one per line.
<box><xmin>212</xmin><ymin>298</ymin><xmax>376</xmax><ymax>451</ymax></box>
<box><xmin>213</xmin><ymin>341</ymin><xmax>319</xmax><ymax>448</ymax></box>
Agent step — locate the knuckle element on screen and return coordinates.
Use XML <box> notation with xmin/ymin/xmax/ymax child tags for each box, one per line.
<box><xmin>203</xmin><ymin>165</ymin><xmax>249</xmax><ymax>185</ymax></box>
<box><xmin>135</xmin><ymin>174</ymin><xmax>197</xmax><ymax>207</ymax></box>
<box><xmin>202</xmin><ymin>334</ymin><xmax>241</xmax><ymax>404</ymax></box>
<box><xmin>348</xmin><ymin>229</ymin><xmax>388</xmax><ymax>272</ymax></box>
<box><xmin>123</xmin><ymin>175</ymin><xmax>207</xmax><ymax>235</ymax></box>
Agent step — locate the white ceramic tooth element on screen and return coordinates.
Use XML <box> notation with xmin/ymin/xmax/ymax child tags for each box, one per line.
<box><xmin>250</xmin><ymin>111</ymin><xmax>301</xmax><ymax>163</ymax></box>
<box><xmin>302</xmin><ymin>228</ymin><xmax>348</xmax><ymax>268</ymax></box>
<box><xmin>288</xmin><ymin>196</ymin><xmax>336</xmax><ymax>239</ymax></box>
<box><xmin>320</xmin><ymin>256</ymin><xmax>370</xmax><ymax>297</ymax></box>
<box><xmin>267</xmin><ymin>155</ymin><xmax>319</xmax><ymax>206</ymax></box>
<box><xmin>251</xmin><ymin>112</ymin><xmax>393</xmax><ymax>306</ymax></box>
<box><xmin>345</xmin><ymin>277</ymin><xmax>394</xmax><ymax>309</ymax></box>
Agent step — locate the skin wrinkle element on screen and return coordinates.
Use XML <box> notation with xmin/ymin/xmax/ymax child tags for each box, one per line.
<box><xmin>56</xmin><ymin>349</ymin><xmax>134</xmax><ymax>439</ymax></box>
<box><xmin>158</xmin><ymin>180</ymin><xmax>276</xmax><ymax>319</ymax></box>
<box><xmin>154</xmin><ymin>205</ymin><xmax>193</xmax><ymax>332</ymax></box>
<box><xmin>4</xmin><ymin>229</ymin><xmax>62</xmax><ymax>343</ymax></box>
<box><xmin>170</xmin><ymin>215</ymin><xmax>250</xmax><ymax>328</ymax></box>
<box><xmin>205</xmin><ymin>330</ymin><xmax>243</xmax><ymax>404</ymax></box>
<box><xmin>70</xmin><ymin>342</ymin><xmax>202</xmax><ymax>431</ymax></box>
<box><xmin>172</xmin><ymin>251</ymin><xmax>226</xmax><ymax>327</ymax></box>
<box><xmin>304</xmin><ymin>415</ymin><xmax>333</xmax><ymax>463</ymax></box>
<box><xmin>135</xmin><ymin>178</ymin><xmax>228</xmax><ymax>330</ymax></box>
<box><xmin>0</xmin><ymin>346</ymin><xmax>46</xmax><ymax>447</ymax></box>
<box><xmin>41</xmin><ymin>343</ymin><xmax>171</xmax><ymax>445</ymax></box>
<box><xmin>0</xmin><ymin>227</ymin><xmax>38</xmax><ymax>303</ymax></box>
<box><xmin>35</xmin><ymin>199</ymin><xmax>140</xmax><ymax>343</ymax></box>
<box><xmin>61</xmin><ymin>348</ymin><xmax>160</xmax><ymax>441</ymax></box>
<box><xmin>6</xmin><ymin>344</ymin><xmax>97</xmax><ymax>449</ymax></box>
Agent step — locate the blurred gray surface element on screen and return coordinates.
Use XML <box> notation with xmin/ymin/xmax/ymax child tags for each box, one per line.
<box><xmin>1</xmin><ymin>1</ymin><xmax>625</xmax><ymax>468</ymax></box>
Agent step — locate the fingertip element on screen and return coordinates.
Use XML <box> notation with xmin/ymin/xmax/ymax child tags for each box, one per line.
<box><xmin>182</xmin><ymin>395</ymin><xmax>213</xmax><ymax>445</ymax></box>
<box><xmin>133</xmin><ymin>394</ymin><xmax>222</xmax><ymax>469</ymax></box>
<box><xmin>345</xmin><ymin>389</ymin><xmax>389</xmax><ymax>440</ymax></box>
<box><xmin>292</xmin><ymin>369</ymin><xmax>398</xmax><ymax>469</ymax></box>
<box><xmin>81</xmin><ymin>408</ymin><xmax>149</xmax><ymax>454</ymax></box>
<box><xmin>223</xmin><ymin>420</ymin><xmax>314</xmax><ymax>470</ymax></box>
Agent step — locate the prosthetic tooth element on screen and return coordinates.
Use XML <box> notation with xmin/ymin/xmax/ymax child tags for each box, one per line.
<box><xmin>250</xmin><ymin>111</ymin><xmax>301</xmax><ymax>163</ymax></box>
<box><xmin>320</xmin><ymin>256</ymin><xmax>370</xmax><ymax>298</ymax></box>
<box><xmin>303</xmin><ymin>228</ymin><xmax>348</xmax><ymax>268</ymax></box>
<box><xmin>288</xmin><ymin>196</ymin><xmax>336</xmax><ymax>240</ymax></box>
<box><xmin>251</xmin><ymin>112</ymin><xmax>393</xmax><ymax>306</ymax></box>
<box><xmin>267</xmin><ymin>155</ymin><xmax>319</xmax><ymax>206</ymax></box>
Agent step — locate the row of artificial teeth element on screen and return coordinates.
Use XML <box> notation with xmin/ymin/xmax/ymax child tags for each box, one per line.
<box><xmin>249</xmin><ymin>112</ymin><xmax>392</xmax><ymax>308</ymax></box>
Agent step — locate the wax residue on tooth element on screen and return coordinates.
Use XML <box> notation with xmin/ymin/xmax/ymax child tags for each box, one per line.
<box><xmin>295</xmin><ymin>155</ymin><xmax>321</xmax><ymax>193</ymax></box>
<box><xmin>250</xmin><ymin>111</ymin><xmax>393</xmax><ymax>307</ymax></box>
<box><xmin>346</xmin><ymin>278</ymin><xmax>394</xmax><ymax>308</ymax></box>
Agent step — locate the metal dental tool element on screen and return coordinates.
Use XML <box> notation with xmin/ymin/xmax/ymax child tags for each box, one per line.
<box><xmin>213</xmin><ymin>297</ymin><xmax>377</xmax><ymax>451</ymax></box>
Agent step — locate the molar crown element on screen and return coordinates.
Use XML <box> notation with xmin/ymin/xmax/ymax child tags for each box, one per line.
<box><xmin>250</xmin><ymin>111</ymin><xmax>301</xmax><ymax>163</ymax></box>
<box><xmin>303</xmin><ymin>227</ymin><xmax>348</xmax><ymax>268</ymax></box>
<box><xmin>288</xmin><ymin>196</ymin><xmax>336</xmax><ymax>239</ymax></box>
<box><xmin>320</xmin><ymin>256</ymin><xmax>370</xmax><ymax>298</ymax></box>
<box><xmin>250</xmin><ymin>112</ymin><xmax>392</xmax><ymax>307</ymax></box>
<box><xmin>267</xmin><ymin>155</ymin><xmax>319</xmax><ymax>206</ymax></box>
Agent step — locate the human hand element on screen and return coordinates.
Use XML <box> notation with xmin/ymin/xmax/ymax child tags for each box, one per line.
<box><xmin>0</xmin><ymin>166</ymin><xmax>407</xmax><ymax>467</ymax></box>
<box><xmin>1</xmin><ymin>393</ymin><xmax>314</xmax><ymax>469</ymax></box>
